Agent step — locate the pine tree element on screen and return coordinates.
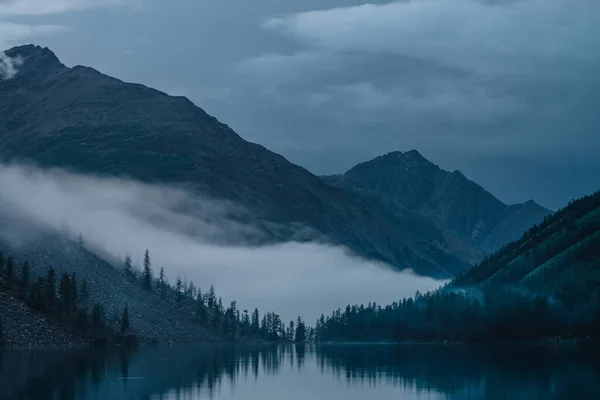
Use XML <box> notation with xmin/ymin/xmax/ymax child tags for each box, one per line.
<box><xmin>120</xmin><ymin>305</ymin><xmax>130</xmax><ymax>336</ymax></box>
<box><xmin>92</xmin><ymin>303</ymin><xmax>105</xmax><ymax>330</ymax></box>
<box><xmin>76</xmin><ymin>233</ymin><xmax>84</xmax><ymax>247</ymax></box>
<box><xmin>5</xmin><ymin>255</ymin><xmax>14</xmax><ymax>288</ymax></box>
<box><xmin>70</xmin><ymin>273</ymin><xmax>78</xmax><ymax>312</ymax></box>
<box><xmin>142</xmin><ymin>249</ymin><xmax>152</xmax><ymax>290</ymax></box>
<box><xmin>251</xmin><ymin>308</ymin><xmax>260</xmax><ymax>334</ymax></box>
<box><xmin>59</xmin><ymin>273</ymin><xmax>72</xmax><ymax>311</ymax></box>
<box><xmin>79</xmin><ymin>278</ymin><xmax>89</xmax><ymax>304</ymax></box>
<box><xmin>124</xmin><ymin>255</ymin><xmax>133</xmax><ymax>276</ymax></box>
<box><xmin>158</xmin><ymin>267</ymin><xmax>166</xmax><ymax>298</ymax></box>
<box><xmin>207</xmin><ymin>285</ymin><xmax>216</xmax><ymax>309</ymax></box>
<box><xmin>29</xmin><ymin>277</ymin><xmax>44</xmax><ymax>310</ymax></box>
<box><xmin>45</xmin><ymin>267</ymin><xmax>57</xmax><ymax>313</ymax></box>
<box><xmin>76</xmin><ymin>308</ymin><xmax>88</xmax><ymax>332</ymax></box>
<box><xmin>19</xmin><ymin>261</ymin><xmax>30</xmax><ymax>296</ymax></box>
<box><xmin>0</xmin><ymin>251</ymin><xmax>5</xmax><ymax>277</ymax></box>
<box><xmin>175</xmin><ymin>278</ymin><xmax>183</xmax><ymax>307</ymax></box>
<box><xmin>288</xmin><ymin>320</ymin><xmax>295</xmax><ymax>341</ymax></box>
<box><xmin>295</xmin><ymin>316</ymin><xmax>306</xmax><ymax>343</ymax></box>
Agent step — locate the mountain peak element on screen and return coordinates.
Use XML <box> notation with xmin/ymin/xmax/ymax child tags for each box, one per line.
<box><xmin>2</xmin><ymin>44</ymin><xmax>63</xmax><ymax>78</ymax></box>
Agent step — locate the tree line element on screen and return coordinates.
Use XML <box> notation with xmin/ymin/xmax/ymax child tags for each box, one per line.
<box><xmin>314</xmin><ymin>286</ymin><xmax>600</xmax><ymax>343</ymax></box>
<box><xmin>0</xmin><ymin>250</ymin><xmax>133</xmax><ymax>346</ymax></box>
<box><xmin>121</xmin><ymin>248</ymin><xmax>312</xmax><ymax>343</ymax></box>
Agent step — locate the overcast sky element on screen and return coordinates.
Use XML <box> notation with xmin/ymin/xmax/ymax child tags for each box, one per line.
<box><xmin>1</xmin><ymin>0</ymin><xmax>599</xmax><ymax>210</ymax></box>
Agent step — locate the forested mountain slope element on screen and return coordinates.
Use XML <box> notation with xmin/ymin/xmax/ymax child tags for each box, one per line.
<box><xmin>316</xmin><ymin>191</ymin><xmax>600</xmax><ymax>343</ymax></box>
<box><xmin>455</xmin><ymin>190</ymin><xmax>600</xmax><ymax>301</ymax></box>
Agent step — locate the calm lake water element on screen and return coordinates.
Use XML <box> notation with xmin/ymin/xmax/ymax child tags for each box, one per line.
<box><xmin>1</xmin><ymin>344</ymin><xmax>599</xmax><ymax>400</ymax></box>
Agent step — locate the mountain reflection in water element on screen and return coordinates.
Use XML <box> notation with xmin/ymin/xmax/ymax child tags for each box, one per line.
<box><xmin>0</xmin><ymin>344</ymin><xmax>599</xmax><ymax>400</ymax></box>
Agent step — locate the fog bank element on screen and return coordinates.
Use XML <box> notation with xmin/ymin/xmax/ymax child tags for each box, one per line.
<box><xmin>0</xmin><ymin>163</ymin><xmax>446</xmax><ymax>322</ymax></box>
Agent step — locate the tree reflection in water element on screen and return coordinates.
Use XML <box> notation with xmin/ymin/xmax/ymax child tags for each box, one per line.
<box><xmin>0</xmin><ymin>344</ymin><xmax>598</xmax><ymax>400</ymax></box>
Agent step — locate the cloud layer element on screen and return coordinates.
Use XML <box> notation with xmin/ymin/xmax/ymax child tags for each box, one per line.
<box><xmin>0</xmin><ymin>163</ymin><xmax>445</xmax><ymax>322</ymax></box>
<box><xmin>263</xmin><ymin>0</ymin><xmax>600</xmax><ymax>73</ymax></box>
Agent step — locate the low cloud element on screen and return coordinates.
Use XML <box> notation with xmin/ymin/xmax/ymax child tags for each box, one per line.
<box><xmin>0</xmin><ymin>163</ymin><xmax>446</xmax><ymax>322</ymax></box>
<box><xmin>0</xmin><ymin>49</ymin><xmax>22</xmax><ymax>78</ymax></box>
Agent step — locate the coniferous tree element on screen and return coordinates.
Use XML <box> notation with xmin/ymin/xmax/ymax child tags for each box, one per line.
<box><xmin>251</xmin><ymin>308</ymin><xmax>260</xmax><ymax>334</ymax></box>
<box><xmin>19</xmin><ymin>261</ymin><xmax>30</xmax><ymax>296</ymax></box>
<box><xmin>76</xmin><ymin>233</ymin><xmax>84</xmax><ymax>246</ymax></box>
<box><xmin>59</xmin><ymin>273</ymin><xmax>72</xmax><ymax>312</ymax></box>
<box><xmin>175</xmin><ymin>278</ymin><xmax>183</xmax><ymax>307</ymax></box>
<box><xmin>29</xmin><ymin>277</ymin><xmax>44</xmax><ymax>310</ymax></box>
<box><xmin>92</xmin><ymin>303</ymin><xmax>105</xmax><ymax>331</ymax></box>
<box><xmin>0</xmin><ymin>251</ymin><xmax>5</xmax><ymax>277</ymax></box>
<box><xmin>44</xmin><ymin>267</ymin><xmax>57</xmax><ymax>313</ymax></box>
<box><xmin>288</xmin><ymin>320</ymin><xmax>295</xmax><ymax>342</ymax></box>
<box><xmin>79</xmin><ymin>278</ymin><xmax>89</xmax><ymax>304</ymax></box>
<box><xmin>207</xmin><ymin>285</ymin><xmax>216</xmax><ymax>309</ymax></box>
<box><xmin>142</xmin><ymin>249</ymin><xmax>152</xmax><ymax>290</ymax></box>
<box><xmin>295</xmin><ymin>316</ymin><xmax>306</xmax><ymax>343</ymax></box>
<box><xmin>5</xmin><ymin>255</ymin><xmax>14</xmax><ymax>288</ymax></box>
<box><xmin>70</xmin><ymin>273</ymin><xmax>78</xmax><ymax>312</ymax></box>
<box><xmin>120</xmin><ymin>305</ymin><xmax>130</xmax><ymax>336</ymax></box>
<box><xmin>76</xmin><ymin>308</ymin><xmax>88</xmax><ymax>332</ymax></box>
<box><xmin>158</xmin><ymin>267</ymin><xmax>166</xmax><ymax>298</ymax></box>
<box><xmin>124</xmin><ymin>255</ymin><xmax>133</xmax><ymax>280</ymax></box>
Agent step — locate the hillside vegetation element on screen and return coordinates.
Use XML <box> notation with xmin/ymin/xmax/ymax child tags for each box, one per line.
<box><xmin>316</xmin><ymin>191</ymin><xmax>600</xmax><ymax>343</ymax></box>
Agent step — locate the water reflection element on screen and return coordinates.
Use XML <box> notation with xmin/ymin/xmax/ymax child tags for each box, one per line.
<box><xmin>0</xmin><ymin>344</ymin><xmax>599</xmax><ymax>400</ymax></box>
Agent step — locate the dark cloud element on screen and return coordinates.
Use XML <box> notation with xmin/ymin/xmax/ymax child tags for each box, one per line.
<box><xmin>2</xmin><ymin>0</ymin><xmax>599</xmax><ymax>209</ymax></box>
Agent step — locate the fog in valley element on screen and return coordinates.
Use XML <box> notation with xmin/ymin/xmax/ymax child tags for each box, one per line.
<box><xmin>0</xmin><ymin>163</ymin><xmax>445</xmax><ymax>322</ymax></box>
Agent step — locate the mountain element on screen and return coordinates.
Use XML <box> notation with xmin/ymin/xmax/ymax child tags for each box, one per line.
<box><xmin>322</xmin><ymin>150</ymin><xmax>552</xmax><ymax>262</ymax></box>
<box><xmin>455</xmin><ymin>190</ymin><xmax>600</xmax><ymax>295</ymax></box>
<box><xmin>315</xmin><ymin>191</ymin><xmax>600</xmax><ymax>343</ymax></box>
<box><xmin>0</xmin><ymin>45</ymin><xmax>473</xmax><ymax>278</ymax></box>
<box><xmin>453</xmin><ymin>190</ymin><xmax>600</xmax><ymax>332</ymax></box>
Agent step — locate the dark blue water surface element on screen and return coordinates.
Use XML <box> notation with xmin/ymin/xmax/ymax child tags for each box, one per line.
<box><xmin>1</xmin><ymin>344</ymin><xmax>599</xmax><ymax>400</ymax></box>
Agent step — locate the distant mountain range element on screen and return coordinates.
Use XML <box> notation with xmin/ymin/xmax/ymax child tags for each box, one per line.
<box><xmin>0</xmin><ymin>44</ymin><xmax>551</xmax><ymax>278</ymax></box>
<box><xmin>322</xmin><ymin>150</ymin><xmax>551</xmax><ymax>262</ymax></box>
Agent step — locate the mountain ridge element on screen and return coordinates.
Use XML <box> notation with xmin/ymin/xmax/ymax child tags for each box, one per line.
<box><xmin>0</xmin><ymin>44</ymin><xmax>549</xmax><ymax>277</ymax></box>
<box><xmin>322</xmin><ymin>150</ymin><xmax>551</xmax><ymax>261</ymax></box>
<box><xmin>0</xmin><ymin>44</ymin><xmax>470</xmax><ymax>278</ymax></box>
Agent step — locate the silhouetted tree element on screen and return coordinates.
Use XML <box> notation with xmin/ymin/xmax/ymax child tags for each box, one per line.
<box><xmin>295</xmin><ymin>316</ymin><xmax>306</xmax><ymax>343</ymax></box>
<box><xmin>92</xmin><ymin>303</ymin><xmax>105</xmax><ymax>331</ymax></box>
<box><xmin>44</xmin><ymin>267</ymin><xmax>57</xmax><ymax>313</ymax></box>
<box><xmin>59</xmin><ymin>273</ymin><xmax>72</xmax><ymax>312</ymax></box>
<box><xmin>251</xmin><ymin>308</ymin><xmax>260</xmax><ymax>334</ymax></box>
<box><xmin>120</xmin><ymin>305</ymin><xmax>130</xmax><ymax>336</ymax></box>
<box><xmin>70</xmin><ymin>273</ymin><xmax>78</xmax><ymax>312</ymax></box>
<box><xmin>76</xmin><ymin>308</ymin><xmax>88</xmax><ymax>332</ymax></box>
<box><xmin>158</xmin><ymin>267</ymin><xmax>166</xmax><ymax>298</ymax></box>
<box><xmin>207</xmin><ymin>285</ymin><xmax>216</xmax><ymax>309</ymax></box>
<box><xmin>79</xmin><ymin>278</ymin><xmax>89</xmax><ymax>304</ymax></box>
<box><xmin>19</xmin><ymin>261</ymin><xmax>30</xmax><ymax>296</ymax></box>
<box><xmin>5</xmin><ymin>255</ymin><xmax>14</xmax><ymax>288</ymax></box>
<box><xmin>142</xmin><ymin>249</ymin><xmax>152</xmax><ymax>290</ymax></box>
<box><xmin>124</xmin><ymin>255</ymin><xmax>133</xmax><ymax>280</ymax></box>
<box><xmin>175</xmin><ymin>278</ymin><xmax>183</xmax><ymax>307</ymax></box>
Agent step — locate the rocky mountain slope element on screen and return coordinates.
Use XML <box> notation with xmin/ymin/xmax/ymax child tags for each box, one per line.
<box><xmin>0</xmin><ymin>44</ymin><xmax>471</xmax><ymax>278</ymax></box>
<box><xmin>323</xmin><ymin>151</ymin><xmax>551</xmax><ymax>261</ymax></box>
